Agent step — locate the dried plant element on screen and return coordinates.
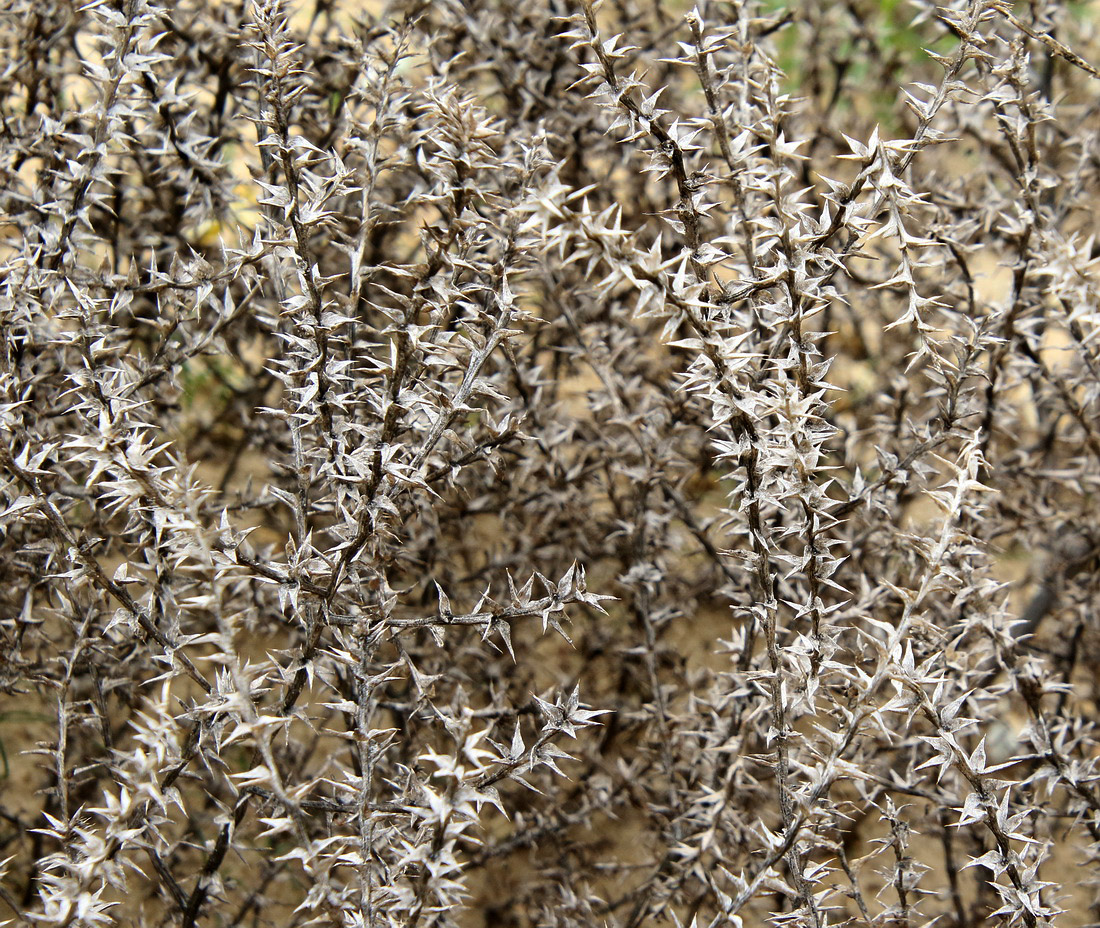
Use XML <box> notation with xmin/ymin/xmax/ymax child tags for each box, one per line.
<box><xmin>3</xmin><ymin>0</ymin><xmax>1100</xmax><ymax>925</ymax></box>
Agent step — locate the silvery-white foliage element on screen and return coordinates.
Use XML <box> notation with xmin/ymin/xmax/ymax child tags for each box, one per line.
<box><xmin>1</xmin><ymin>0</ymin><xmax>1099</xmax><ymax>926</ymax></box>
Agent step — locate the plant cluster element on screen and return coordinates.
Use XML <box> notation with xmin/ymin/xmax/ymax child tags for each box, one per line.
<box><xmin>3</xmin><ymin>0</ymin><xmax>1100</xmax><ymax>925</ymax></box>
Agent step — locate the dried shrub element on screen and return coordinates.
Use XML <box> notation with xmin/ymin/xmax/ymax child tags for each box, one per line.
<box><xmin>3</xmin><ymin>0</ymin><xmax>1100</xmax><ymax>925</ymax></box>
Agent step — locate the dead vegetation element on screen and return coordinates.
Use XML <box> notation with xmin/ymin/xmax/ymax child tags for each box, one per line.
<box><xmin>3</xmin><ymin>0</ymin><xmax>1100</xmax><ymax>926</ymax></box>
